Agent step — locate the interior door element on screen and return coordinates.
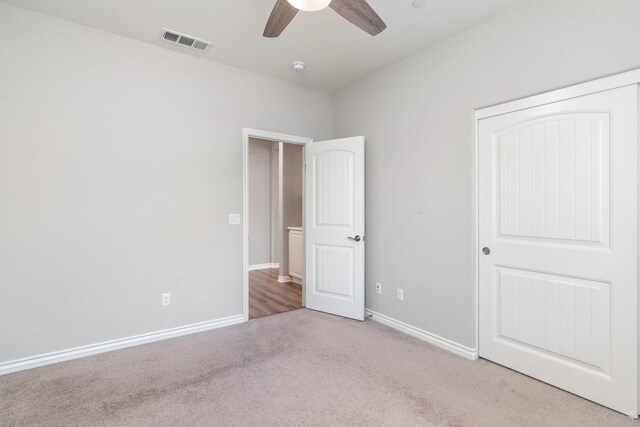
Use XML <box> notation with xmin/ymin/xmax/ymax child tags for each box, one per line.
<box><xmin>479</xmin><ymin>85</ymin><xmax>638</xmax><ymax>416</ymax></box>
<box><xmin>305</xmin><ymin>136</ymin><xmax>365</xmax><ymax>321</ymax></box>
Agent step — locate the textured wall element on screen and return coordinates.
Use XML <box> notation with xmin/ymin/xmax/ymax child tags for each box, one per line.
<box><xmin>0</xmin><ymin>3</ymin><xmax>332</xmax><ymax>363</ymax></box>
<box><xmin>333</xmin><ymin>0</ymin><xmax>640</xmax><ymax>347</ymax></box>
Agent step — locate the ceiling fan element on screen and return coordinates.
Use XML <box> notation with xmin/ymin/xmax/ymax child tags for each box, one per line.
<box><xmin>263</xmin><ymin>0</ymin><xmax>387</xmax><ymax>38</ymax></box>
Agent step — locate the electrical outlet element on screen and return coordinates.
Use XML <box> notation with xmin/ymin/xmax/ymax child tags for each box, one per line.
<box><xmin>228</xmin><ymin>214</ymin><xmax>241</xmax><ymax>225</ymax></box>
<box><xmin>162</xmin><ymin>292</ymin><xmax>171</xmax><ymax>306</ymax></box>
<box><xmin>396</xmin><ymin>288</ymin><xmax>404</xmax><ymax>301</ymax></box>
<box><xmin>375</xmin><ymin>282</ymin><xmax>382</xmax><ymax>295</ymax></box>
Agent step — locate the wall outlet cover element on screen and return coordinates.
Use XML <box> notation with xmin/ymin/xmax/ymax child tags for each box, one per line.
<box><xmin>396</xmin><ymin>288</ymin><xmax>404</xmax><ymax>301</ymax></box>
<box><xmin>228</xmin><ymin>214</ymin><xmax>241</xmax><ymax>225</ymax></box>
<box><xmin>375</xmin><ymin>282</ymin><xmax>382</xmax><ymax>294</ymax></box>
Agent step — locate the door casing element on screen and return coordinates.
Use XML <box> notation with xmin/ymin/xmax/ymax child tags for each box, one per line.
<box><xmin>242</xmin><ymin>128</ymin><xmax>313</xmax><ymax>321</ymax></box>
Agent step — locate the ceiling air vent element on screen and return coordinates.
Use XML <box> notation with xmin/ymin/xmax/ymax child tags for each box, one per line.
<box><xmin>161</xmin><ymin>29</ymin><xmax>211</xmax><ymax>52</ymax></box>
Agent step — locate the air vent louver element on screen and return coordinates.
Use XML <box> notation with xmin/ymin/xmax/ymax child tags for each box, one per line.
<box><xmin>192</xmin><ymin>40</ymin><xmax>209</xmax><ymax>51</ymax></box>
<box><xmin>161</xmin><ymin>29</ymin><xmax>211</xmax><ymax>52</ymax></box>
<box><xmin>178</xmin><ymin>36</ymin><xmax>195</xmax><ymax>47</ymax></box>
<box><xmin>163</xmin><ymin>31</ymin><xmax>180</xmax><ymax>42</ymax></box>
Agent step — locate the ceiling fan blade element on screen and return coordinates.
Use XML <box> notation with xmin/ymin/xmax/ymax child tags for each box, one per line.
<box><xmin>329</xmin><ymin>0</ymin><xmax>387</xmax><ymax>36</ymax></box>
<box><xmin>263</xmin><ymin>0</ymin><xmax>299</xmax><ymax>38</ymax></box>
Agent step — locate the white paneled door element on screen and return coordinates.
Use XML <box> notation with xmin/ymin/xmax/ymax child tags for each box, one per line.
<box><xmin>305</xmin><ymin>137</ymin><xmax>365</xmax><ymax>321</ymax></box>
<box><xmin>479</xmin><ymin>85</ymin><xmax>638</xmax><ymax>416</ymax></box>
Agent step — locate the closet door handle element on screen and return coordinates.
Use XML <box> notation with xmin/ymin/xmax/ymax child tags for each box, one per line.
<box><xmin>348</xmin><ymin>235</ymin><xmax>362</xmax><ymax>242</ymax></box>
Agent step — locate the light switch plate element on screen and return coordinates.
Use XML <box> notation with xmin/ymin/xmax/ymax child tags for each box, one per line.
<box><xmin>229</xmin><ymin>214</ymin><xmax>240</xmax><ymax>225</ymax></box>
<box><xmin>162</xmin><ymin>292</ymin><xmax>171</xmax><ymax>306</ymax></box>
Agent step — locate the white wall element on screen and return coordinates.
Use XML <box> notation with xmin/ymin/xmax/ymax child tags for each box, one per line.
<box><xmin>270</xmin><ymin>142</ymin><xmax>280</xmax><ymax>264</ymax></box>
<box><xmin>279</xmin><ymin>143</ymin><xmax>303</xmax><ymax>278</ymax></box>
<box><xmin>0</xmin><ymin>3</ymin><xmax>331</xmax><ymax>364</ymax></box>
<box><xmin>248</xmin><ymin>138</ymin><xmax>273</xmax><ymax>266</ymax></box>
<box><xmin>333</xmin><ymin>0</ymin><xmax>640</xmax><ymax>348</ymax></box>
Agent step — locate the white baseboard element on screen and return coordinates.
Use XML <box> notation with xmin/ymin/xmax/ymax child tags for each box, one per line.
<box><xmin>248</xmin><ymin>263</ymin><xmax>279</xmax><ymax>271</ymax></box>
<box><xmin>291</xmin><ymin>276</ymin><xmax>302</xmax><ymax>285</ymax></box>
<box><xmin>278</xmin><ymin>275</ymin><xmax>292</xmax><ymax>283</ymax></box>
<box><xmin>365</xmin><ymin>309</ymin><xmax>478</xmax><ymax>360</ymax></box>
<box><xmin>0</xmin><ymin>314</ymin><xmax>245</xmax><ymax>376</ymax></box>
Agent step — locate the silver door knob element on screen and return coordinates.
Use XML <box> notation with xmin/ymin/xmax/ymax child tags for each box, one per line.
<box><xmin>348</xmin><ymin>235</ymin><xmax>362</xmax><ymax>242</ymax></box>
<box><xmin>482</xmin><ymin>247</ymin><xmax>491</xmax><ymax>255</ymax></box>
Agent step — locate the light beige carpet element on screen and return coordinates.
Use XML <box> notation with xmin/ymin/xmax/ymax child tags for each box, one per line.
<box><xmin>0</xmin><ymin>309</ymin><xmax>634</xmax><ymax>426</ymax></box>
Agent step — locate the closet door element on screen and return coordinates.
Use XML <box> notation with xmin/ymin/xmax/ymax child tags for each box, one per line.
<box><xmin>478</xmin><ymin>85</ymin><xmax>638</xmax><ymax>416</ymax></box>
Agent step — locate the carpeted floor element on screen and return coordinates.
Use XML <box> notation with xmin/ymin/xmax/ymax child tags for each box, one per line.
<box><xmin>0</xmin><ymin>309</ymin><xmax>635</xmax><ymax>426</ymax></box>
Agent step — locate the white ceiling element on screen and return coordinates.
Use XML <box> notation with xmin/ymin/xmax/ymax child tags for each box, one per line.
<box><xmin>3</xmin><ymin>0</ymin><xmax>523</xmax><ymax>91</ymax></box>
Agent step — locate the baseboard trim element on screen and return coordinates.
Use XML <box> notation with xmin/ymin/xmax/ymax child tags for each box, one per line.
<box><xmin>278</xmin><ymin>275</ymin><xmax>292</xmax><ymax>283</ymax></box>
<box><xmin>248</xmin><ymin>263</ymin><xmax>279</xmax><ymax>271</ymax></box>
<box><xmin>365</xmin><ymin>309</ymin><xmax>478</xmax><ymax>360</ymax></box>
<box><xmin>0</xmin><ymin>314</ymin><xmax>245</xmax><ymax>376</ymax></box>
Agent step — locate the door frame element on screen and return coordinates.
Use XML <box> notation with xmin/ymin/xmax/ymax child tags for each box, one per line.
<box><xmin>242</xmin><ymin>128</ymin><xmax>313</xmax><ymax>322</ymax></box>
<box><xmin>472</xmin><ymin>68</ymin><xmax>640</xmax><ymax>415</ymax></box>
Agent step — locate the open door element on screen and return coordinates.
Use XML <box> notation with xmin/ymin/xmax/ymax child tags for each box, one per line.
<box><xmin>305</xmin><ymin>136</ymin><xmax>365</xmax><ymax>321</ymax></box>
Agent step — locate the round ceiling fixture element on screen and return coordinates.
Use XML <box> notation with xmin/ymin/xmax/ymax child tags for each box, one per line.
<box><xmin>412</xmin><ymin>0</ymin><xmax>427</xmax><ymax>7</ymax></box>
<box><xmin>287</xmin><ymin>0</ymin><xmax>332</xmax><ymax>12</ymax></box>
<box><xmin>292</xmin><ymin>61</ymin><xmax>306</xmax><ymax>71</ymax></box>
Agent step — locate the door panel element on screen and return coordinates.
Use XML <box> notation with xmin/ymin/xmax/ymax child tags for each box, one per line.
<box><xmin>495</xmin><ymin>266</ymin><xmax>611</xmax><ymax>376</ymax></box>
<box><xmin>497</xmin><ymin>113</ymin><xmax>609</xmax><ymax>246</ymax></box>
<box><xmin>479</xmin><ymin>85</ymin><xmax>638</xmax><ymax>416</ymax></box>
<box><xmin>314</xmin><ymin>244</ymin><xmax>354</xmax><ymax>298</ymax></box>
<box><xmin>314</xmin><ymin>150</ymin><xmax>355</xmax><ymax>228</ymax></box>
<box><xmin>305</xmin><ymin>137</ymin><xmax>364</xmax><ymax>321</ymax></box>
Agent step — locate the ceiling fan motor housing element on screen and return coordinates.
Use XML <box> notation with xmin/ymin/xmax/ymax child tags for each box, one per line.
<box><xmin>287</xmin><ymin>0</ymin><xmax>332</xmax><ymax>12</ymax></box>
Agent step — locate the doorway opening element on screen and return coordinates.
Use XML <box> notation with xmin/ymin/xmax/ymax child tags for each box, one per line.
<box><xmin>242</xmin><ymin>129</ymin><xmax>312</xmax><ymax>321</ymax></box>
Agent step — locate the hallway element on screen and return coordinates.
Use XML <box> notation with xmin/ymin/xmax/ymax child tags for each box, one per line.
<box><xmin>249</xmin><ymin>268</ymin><xmax>302</xmax><ymax>319</ymax></box>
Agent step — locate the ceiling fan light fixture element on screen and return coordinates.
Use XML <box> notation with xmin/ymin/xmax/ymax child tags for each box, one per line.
<box><xmin>265</xmin><ymin>0</ymin><xmax>387</xmax><ymax>38</ymax></box>
<box><xmin>287</xmin><ymin>0</ymin><xmax>332</xmax><ymax>12</ymax></box>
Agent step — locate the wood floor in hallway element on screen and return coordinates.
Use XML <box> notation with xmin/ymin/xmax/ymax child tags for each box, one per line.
<box><xmin>249</xmin><ymin>268</ymin><xmax>302</xmax><ymax>319</ymax></box>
